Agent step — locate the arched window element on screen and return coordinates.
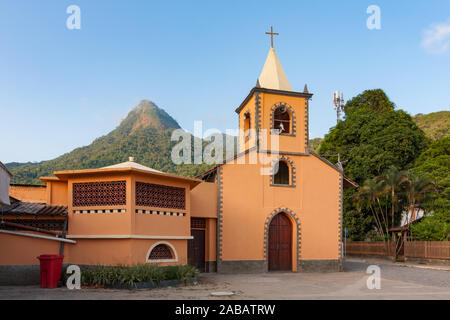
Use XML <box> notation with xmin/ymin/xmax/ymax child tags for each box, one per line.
<box><xmin>273</xmin><ymin>161</ymin><xmax>290</xmax><ymax>185</ymax></box>
<box><xmin>273</xmin><ymin>105</ymin><xmax>290</xmax><ymax>134</ymax></box>
<box><xmin>243</xmin><ymin>112</ymin><xmax>251</xmax><ymax>140</ymax></box>
<box><xmin>149</xmin><ymin>244</ymin><xmax>173</xmax><ymax>260</ymax></box>
<box><xmin>146</xmin><ymin>242</ymin><xmax>178</xmax><ymax>263</ymax></box>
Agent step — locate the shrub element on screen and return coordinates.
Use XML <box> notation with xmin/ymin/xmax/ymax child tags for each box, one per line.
<box><xmin>410</xmin><ymin>211</ymin><xmax>450</xmax><ymax>241</ymax></box>
<box><xmin>72</xmin><ymin>264</ymin><xmax>199</xmax><ymax>288</ymax></box>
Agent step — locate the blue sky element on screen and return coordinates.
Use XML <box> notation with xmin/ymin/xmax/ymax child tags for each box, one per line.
<box><xmin>1</xmin><ymin>0</ymin><xmax>449</xmax><ymax>163</ymax></box>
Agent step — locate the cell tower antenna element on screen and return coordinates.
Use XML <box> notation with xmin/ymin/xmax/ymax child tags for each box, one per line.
<box><xmin>333</xmin><ymin>91</ymin><xmax>345</xmax><ymax>123</ymax></box>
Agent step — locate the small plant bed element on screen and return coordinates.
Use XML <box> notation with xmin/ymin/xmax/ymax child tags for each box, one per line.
<box><xmin>63</xmin><ymin>264</ymin><xmax>200</xmax><ymax>290</ymax></box>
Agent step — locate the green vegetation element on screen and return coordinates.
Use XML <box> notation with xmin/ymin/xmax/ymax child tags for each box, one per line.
<box><xmin>413</xmin><ymin>111</ymin><xmax>450</xmax><ymax>140</ymax></box>
<box><xmin>411</xmin><ymin>137</ymin><xmax>450</xmax><ymax>240</ymax></box>
<box><xmin>410</xmin><ymin>211</ymin><xmax>450</xmax><ymax>241</ymax></box>
<box><xmin>63</xmin><ymin>264</ymin><xmax>200</xmax><ymax>288</ymax></box>
<box><xmin>309</xmin><ymin>138</ymin><xmax>323</xmax><ymax>153</ymax></box>
<box><xmin>319</xmin><ymin>89</ymin><xmax>428</xmax><ymax>240</ymax></box>
<box><xmin>6</xmin><ymin>91</ymin><xmax>449</xmax><ymax>241</ymax></box>
<box><xmin>353</xmin><ymin>168</ymin><xmax>436</xmax><ymax>241</ymax></box>
<box><xmin>319</xmin><ymin>89</ymin><xmax>427</xmax><ymax>184</ymax></box>
<box><xmin>6</xmin><ymin>100</ymin><xmax>234</xmax><ymax>184</ymax></box>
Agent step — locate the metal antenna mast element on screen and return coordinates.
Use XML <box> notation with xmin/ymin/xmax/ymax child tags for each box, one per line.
<box><xmin>333</xmin><ymin>91</ymin><xmax>345</xmax><ymax>123</ymax></box>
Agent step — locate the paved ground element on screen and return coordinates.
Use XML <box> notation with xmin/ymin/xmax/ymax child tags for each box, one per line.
<box><xmin>0</xmin><ymin>258</ymin><xmax>449</xmax><ymax>300</ymax></box>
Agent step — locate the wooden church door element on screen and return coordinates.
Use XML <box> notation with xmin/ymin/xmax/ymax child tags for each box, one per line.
<box><xmin>268</xmin><ymin>213</ymin><xmax>292</xmax><ymax>271</ymax></box>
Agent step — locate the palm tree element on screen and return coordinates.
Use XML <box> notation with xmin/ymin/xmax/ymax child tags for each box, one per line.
<box><xmin>403</xmin><ymin>172</ymin><xmax>436</xmax><ymax>225</ymax></box>
<box><xmin>376</xmin><ymin>166</ymin><xmax>408</xmax><ymax>229</ymax></box>
<box><xmin>354</xmin><ymin>178</ymin><xmax>387</xmax><ymax>239</ymax></box>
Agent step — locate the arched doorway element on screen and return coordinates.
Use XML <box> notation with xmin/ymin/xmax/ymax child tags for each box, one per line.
<box><xmin>268</xmin><ymin>213</ymin><xmax>292</xmax><ymax>271</ymax></box>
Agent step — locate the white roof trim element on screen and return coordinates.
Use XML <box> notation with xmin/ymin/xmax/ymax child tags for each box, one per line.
<box><xmin>102</xmin><ymin>161</ymin><xmax>162</xmax><ymax>173</ymax></box>
<box><xmin>66</xmin><ymin>235</ymin><xmax>193</xmax><ymax>240</ymax></box>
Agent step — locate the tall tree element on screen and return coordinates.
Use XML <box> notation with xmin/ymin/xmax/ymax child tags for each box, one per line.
<box><xmin>402</xmin><ymin>171</ymin><xmax>436</xmax><ymax>225</ymax></box>
<box><xmin>319</xmin><ymin>89</ymin><xmax>428</xmax><ymax>239</ymax></box>
<box><xmin>354</xmin><ymin>178</ymin><xmax>388</xmax><ymax>239</ymax></box>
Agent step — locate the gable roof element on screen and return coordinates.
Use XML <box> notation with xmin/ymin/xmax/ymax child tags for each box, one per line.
<box><xmin>196</xmin><ymin>150</ymin><xmax>358</xmax><ymax>188</ymax></box>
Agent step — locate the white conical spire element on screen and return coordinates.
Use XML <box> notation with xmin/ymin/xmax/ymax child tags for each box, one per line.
<box><xmin>257</xmin><ymin>47</ymin><xmax>292</xmax><ymax>91</ymax></box>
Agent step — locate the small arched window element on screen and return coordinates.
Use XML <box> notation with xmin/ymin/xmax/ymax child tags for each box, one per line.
<box><xmin>273</xmin><ymin>161</ymin><xmax>290</xmax><ymax>185</ymax></box>
<box><xmin>244</xmin><ymin>112</ymin><xmax>251</xmax><ymax>140</ymax></box>
<box><xmin>148</xmin><ymin>244</ymin><xmax>173</xmax><ymax>260</ymax></box>
<box><xmin>274</xmin><ymin>106</ymin><xmax>290</xmax><ymax>134</ymax></box>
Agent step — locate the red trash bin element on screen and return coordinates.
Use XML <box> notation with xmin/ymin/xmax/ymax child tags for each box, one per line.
<box><xmin>37</xmin><ymin>255</ymin><xmax>64</xmax><ymax>288</ymax></box>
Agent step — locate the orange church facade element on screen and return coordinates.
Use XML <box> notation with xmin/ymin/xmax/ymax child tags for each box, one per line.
<box><xmin>1</xmin><ymin>46</ymin><xmax>356</xmax><ymax>282</ymax></box>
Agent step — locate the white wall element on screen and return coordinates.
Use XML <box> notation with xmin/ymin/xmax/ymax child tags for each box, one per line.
<box><xmin>0</xmin><ymin>164</ymin><xmax>11</xmax><ymax>206</ymax></box>
<box><xmin>401</xmin><ymin>208</ymin><xmax>425</xmax><ymax>226</ymax></box>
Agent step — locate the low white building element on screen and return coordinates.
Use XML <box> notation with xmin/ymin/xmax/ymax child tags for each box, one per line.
<box><xmin>0</xmin><ymin>161</ymin><xmax>12</xmax><ymax>206</ymax></box>
<box><xmin>401</xmin><ymin>207</ymin><xmax>425</xmax><ymax>226</ymax></box>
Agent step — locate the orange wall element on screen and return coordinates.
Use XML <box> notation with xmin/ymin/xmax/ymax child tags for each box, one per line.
<box><xmin>64</xmin><ymin>238</ymin><xmax>186</xmax><ymax>266</ymax></box>
<box><xmin>67</xmin><ymin>174</ymin><xmax>132</xmax><ymax>236</ymax></box>
<box><xmin>220</xmin><ymin>150</ymin><xmax>341</xmax><ymax>271</ymax></box>
<box><xmin>9</xmin><ymin>185</ymin><xmax>46</xmax><ymax>203</ymax></box>
<box><xmin>0</xmin><ymin>232</ymin><xmax>62</xmax><ymax>265</ymax></box>
<box><xmin>238</xmin><ymin>95</ymin><xmax>257</xmax><ymax>153</ymax></box>
<box><xmin>238</xmin><ymin>92</ymin><xmax>308</xmax><ymax>154</ymax></box>
<box><xmin>260</xmin><ymin>92</ymin><xmax>308</xmax><ymax>154</ymax></box>
<box><xmin>131</xmin><ymin>172</ymin><xmax>191</xmax><ymax>237</ymax></box>
<box><xmin>46</xmin><ymin>180</ymin><xmax>68</xmax><ymax>206</ymax></box>
<box><xmin>0</xmin><ymin>231</ymin><xmax>188</xmax><ymax>267</ymax></box>
<box><xmin>190</xmin><ymin>182</ymin><xmax>217</xmax><ymax>218</ymax></box>
<box><xmin>65</xmin><ymin>239</ymin><xmax>131</xmax><ymax>265</ymax></box>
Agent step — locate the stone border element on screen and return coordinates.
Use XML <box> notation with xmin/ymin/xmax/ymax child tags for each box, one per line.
<box><xmin>270</xmin><ymin>102</ymin><xmax>296</xmax><ymax>136</ymax></box>
<box><xmin>217</xmin><ymin>260</ymin><xmax>266</xmax><ymax>274</ymax></box>
<box><xmin>109</xmin><ymin>277</ymin><xmax>198</xmax><ymax>290</ymax></box>
<box><xmin>0</xmin><ymin>265</ymin><xmax>41</xmax><ymax>285</ymax></box>
<box><xmin>216</xmin><ymin>167</ymin><xmax>224</xmax><ymax>264</ymax></box>
<box><xmin>264</xmin><ymin>208</ymin><xmax>301</xmax><ymax>271</ymax></box>
<box><xmin>338</xmin><ymin>174</ymin><xmax>344</xmax><ymax>259</ymax></box>
<box><xmin>270</xmin><ymin>155</ymin><xmax>296</xmax><ymax>188</ymax></box>
<box><xmin>305</xmin><ymin>99</ymin><xmax>310</xmax><ymax>154</ymax></box>
<box><xmin>255</xmin><ymin>92</ymin><xmax>262</xmax><ymax>150</ymax></box>
<box><xmin>300</xmin><ymin>259</ymin><xmax>342</xmax><ymax>272</ymax></box>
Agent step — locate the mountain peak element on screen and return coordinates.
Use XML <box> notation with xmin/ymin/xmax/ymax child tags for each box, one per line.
<box><xmin>121</xmin><ymin>100</ymin><xmax>181</xmax><ymax>134</ymax></box>
<box><xmin>135</xmin><ymin>99</ymin><xmax>158</xmax><ymax>112</ymax></box>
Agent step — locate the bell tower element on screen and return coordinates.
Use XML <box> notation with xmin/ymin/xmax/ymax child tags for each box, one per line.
<box><xmin>236</xmin><ymin>28</ymin><xmax>313</xmax><ymax>155</ymax></box>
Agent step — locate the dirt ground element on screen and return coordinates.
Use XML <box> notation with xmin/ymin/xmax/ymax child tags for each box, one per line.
<box><xmin>0</xmin><ymin>258</ymin><xmax>449</xmax><ymax>300</ymax></box>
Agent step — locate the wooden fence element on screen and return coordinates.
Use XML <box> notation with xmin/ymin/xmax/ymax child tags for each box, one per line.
<box><xmin>404</xmin><ymin>241</ymin><xmax>450</xmax><ymax>260</ymax></box>
<box><xmin>346</xmin><ymin>241</ymin><xmax>450</xmax><ymax>260</ymax></box>
<box><xmin>345</xmin><ymin>241</ymin><xmax>395</xmax><ymax>256</ymax></box>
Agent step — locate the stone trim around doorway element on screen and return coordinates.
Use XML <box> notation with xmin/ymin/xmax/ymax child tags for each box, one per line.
<box><xmin>264</xmin><ymin>208</ymin><xmax>302</xmax><ymax>272</ymax></box>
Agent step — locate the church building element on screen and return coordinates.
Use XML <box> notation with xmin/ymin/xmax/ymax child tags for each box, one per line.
<box><xmin>0</xmin><ymin>33</ymin><xmax>356</xmax><ymax>283</ymax></box>
<box><xmin>197</xmin><ymin>42</ymin><xmax>353</xmax><ymax>273</ymax></box>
